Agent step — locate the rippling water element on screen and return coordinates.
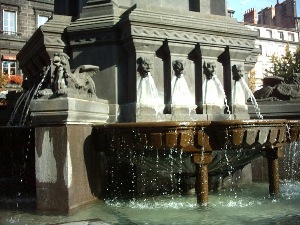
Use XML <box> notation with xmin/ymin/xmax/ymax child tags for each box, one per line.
<box><xmin>1</xmin><ymin>182</ymin><xmax>300</xmax><ymax>225</ymax></box>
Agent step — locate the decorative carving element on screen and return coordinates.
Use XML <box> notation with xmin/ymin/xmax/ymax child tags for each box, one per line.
<box><xmin>203</xmin><ymin>61</ymin><xmax>216</xmax><ymax>80</ymax></box>
<box><xmin>37</xmin><ymin>53</ymin><xmax>99</xmax><ymax>99</ymax></box>
<box><xmin>171</xmin><ymin>60</ymin><xmax>194</xmax><ymax>106</ymax></box>
<box><xmin>130</xmin><ymin>26</ymin><xmax>253</xmax><ymax>48</ymax></box>
<box><xmin>202</xmin><ymin>61</ymin><xmax>225</xmax><ymax>106</ymax></box>
<box><xmin>232</xmin><ymin>64</ymin><xmax>244</xmax><ymax>81</ymax></box>
<box><xmin>254</xmin><ymin>73</ymin><xmax>300</xmax><ymax>101</ymax></box>
<box><xmin>136</xmin><ymin>56</ymin><xmax>160</xmax><ymax>106</ymax></box>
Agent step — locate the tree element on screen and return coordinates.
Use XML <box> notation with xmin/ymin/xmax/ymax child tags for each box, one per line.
<box><xmin>265</xmin><ymin>44</ymin><xmax>300</xmax><ymax>80</ymax></box>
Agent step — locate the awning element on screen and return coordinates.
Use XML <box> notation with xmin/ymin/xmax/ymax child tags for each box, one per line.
<box><xmin>1</xmin><ymin>54</ymin><xmax>16</xmax><ymax>61</ymax></box>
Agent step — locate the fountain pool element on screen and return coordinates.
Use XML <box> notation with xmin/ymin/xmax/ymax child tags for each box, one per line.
<box><xmin>1</xmin><ymin>182</ymin><xmax>300</xmax><ymax>225</ymax></box>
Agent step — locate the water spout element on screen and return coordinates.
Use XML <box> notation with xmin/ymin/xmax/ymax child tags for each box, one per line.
<box><xmin>137</xmin><ymin>72</ymin><xmax>161</xmax><ymax>111</ymax></box>
<box><xmin>240</xmin><ymin>78</ymin><xmax>263</xmax><ymax>120</ymax></box>
<box><xmin>136</xmin><ymin>57</ymin><xmax>163</xmax><ymax>117</ymax></box>
<box><xmin>171</xmin><ymin>74</ymin><xmax>194</xmax><ymax>106</ymax></box>
<box><xmin>202</xmin><ymin>61</ymin><xmax>229</xmax><ymax>114</ymax></box>
<box><xmin>171</xmin><ymin>60</ymin><xmax>195</xmax><ymax>110</ymax></box>
<box><xmin>232</xmin><ymin>65</ymin><xmax>263</xmax><ymax>120</ymax></box>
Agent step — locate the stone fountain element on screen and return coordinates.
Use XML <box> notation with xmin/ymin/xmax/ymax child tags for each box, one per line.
<box><xmin>4</xmin><ymin>0</ymin><xmax>298</xmax><ymax>211</ymax></box>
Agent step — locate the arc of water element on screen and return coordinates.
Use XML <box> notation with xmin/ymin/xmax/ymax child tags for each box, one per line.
<box><xmin>137</xmin><ymin>76</ymin><xmax>144</xmax><ymax>104</ymax></box>
<box><xmin>7</xmin><ymin>65</ymin><xmax>51</xmax><ymax>126</ymax></box>
<box><xmin>240</xmin><ymin>78</ymin><xmax>263</xmax><ymax>119</ymax></box>
<box><xmin>171</xmin><ymin>77</ymin><xmax>178</xmax><ymax>102</ymax></box>
<box><xmin>32</xmin><ymin>65</ymin><xmax>51</xmax><ymax>99</ymax></box>
<box><xmin>7</xmin><ymin>91</ymin><xmax>28</xmax><ymax>126</ymax></box>
<box><xmin>137</xmin><ymin>73</ymin><xmax>161</xmax><ymax>114</ymax></box>
<box><xmin>171</xmin><ymin>75</ymin><xmax>196</xmax><ymax>116</ymax></box>
<box><xmin>213</xmin><ymin>76</ymin><xmax>231</xmax><ymax>114</ymax></box>
<box><xmin>20</xmin><ymin>86</ymin><xmax>36</xmax><ymax>126</ymax></box>
<box><xmin>21</xmin><ymin>65</ymin><xmax>52</xmax><ymax>126</ymax></box>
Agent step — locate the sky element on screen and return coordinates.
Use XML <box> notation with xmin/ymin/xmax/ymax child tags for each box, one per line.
<box><xmin>227</xmin><ymin>0</ymin><xmax>300</xmax><ymax>22</ymax></box>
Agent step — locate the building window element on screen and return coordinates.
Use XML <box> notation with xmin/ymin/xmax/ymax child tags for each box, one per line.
<box><xmin>2</xmin><ymin>60</ymin><xmax>16</xmax><ymax>76</ymax></box>
<box><xmin>37</xmin><ymin>15</ymin><xmax>49</xmax><ymax>28</ymax></box>
<box><xmin>288</xmin><ymin>33</ymin><xmax>295</xmax><ymax>42</ymax></box>
<box><xmin>1</xmin><ymin>55</ymin><xmax>22</xmax><ymax>85</ymax></box>
<box><xmin>279</xmin><ymin>31</ymin><xmax>284</xmax><ymax>40</ymax></box>
<box><xmin>3</xmin><ymin>10</ymin><xmax>17</xmax><ymax>35</ymax></box>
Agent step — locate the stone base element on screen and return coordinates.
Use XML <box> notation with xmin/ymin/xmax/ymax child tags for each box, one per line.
<box><xmin>35</xmin><ymin>125</ymin><xmax>106</xmax><ymax>211</ymax></box>
<box><xmin>248</xmin><ymin>100</ymin><xmax>300</xmax><ymax>120</ymax></box>
<box><xmin>203</xmin><ymin>104</ymin><xmax>225</xmax><ymax>114</ymax></box>
<box><xmin>232</xmin><ymin>104</ymin><xmax>250</xmax><ymax>120</ymax></box>
<box><xmin>136</xmin><ymin>104</ymin><xmax>163</xmax><ymax>122</ymax></box>
<box><xmin>30</xmin><ymin>97</ymin><xmax>109</xmax><ymax>125</ymax></box>
<box><xmin>121</xmin><ymin>103</ymin><xmax>250</xmax><ymax>122</ymax></box>
<box><xmin>169</xmin><ymin>105</ymin><xmax>197</xmax><ymax>121</ymax></box>
<box><xmin>198</xmin><ymin>104</ymin><xmax>234</xmax><ymax>121</ymax></box>
<box><xmin>207</xmin><ymin>114</ymin><xmax>233</xmax><ymax>120</ymax></box>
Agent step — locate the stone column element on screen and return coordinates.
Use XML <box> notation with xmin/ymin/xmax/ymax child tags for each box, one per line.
<box><xmin>193</xmin><ymin>153</ymin><xmax>212</xmax><ymax>205</ymax></box>
<box><xmin>265</xmin><ymin>147</ymin><xmax>284</xmax><ymax>197</ymax></box>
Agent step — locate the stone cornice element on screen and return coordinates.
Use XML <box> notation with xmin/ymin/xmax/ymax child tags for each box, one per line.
<box><xmin>67</xmin><ymin>6</ymin><xmax>258</xmax><ymax>51</ymax></box>
<box><xmin>17</xmin><ymin>15</ymin><xmax>72</xmax><ymax>76</ymax></box>
<box><xmin>125</xmin><ymin>25</ymin><xmax>255</xmax><ymax>50</ymax></box>
<box><xmin>120</xmin><ymin>8</ymin><xmax>257</xmax><ymax>49</ymax></box>
<box><xmin>41</xmin><ymin>15</ymin><xmax>72</xmax><ymax>34</ymax></box>
<box><xmin>67</xmin><ymin>15</ymin><xmax>120</xmax><ymax>32</ymax></box>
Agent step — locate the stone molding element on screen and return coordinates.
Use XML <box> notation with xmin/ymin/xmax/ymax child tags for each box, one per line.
<box><xmin>30</xmin><ymin>98</ymin><xmax>109</xmax><ymax>125</ymax></box>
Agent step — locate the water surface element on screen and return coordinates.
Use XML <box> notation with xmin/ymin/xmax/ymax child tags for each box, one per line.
<box><xmin>1</xmin><ymin>182</ymin><xmax>300</xmax><ymax>225</ymax></box>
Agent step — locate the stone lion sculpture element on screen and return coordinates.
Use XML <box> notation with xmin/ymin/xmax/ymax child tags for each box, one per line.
<box><xmin>38</xmin><ymin>53</ymin><xmax>99</xmax><ymax>99</ymax></box>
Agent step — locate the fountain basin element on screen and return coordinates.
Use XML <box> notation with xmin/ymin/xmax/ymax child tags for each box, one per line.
<box><xmin>94</xmin><ymin>119</ymin><xmax>289</xmax><ymax>156</ymax></box>
<box><xmin>93</xmin><ymin>119</ymin><xmax>296</xmax><ymax>204</ymax></box>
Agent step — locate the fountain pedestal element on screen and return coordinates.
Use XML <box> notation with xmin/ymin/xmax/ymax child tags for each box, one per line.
<box><xmin>35</xmin><ymin>125</ymin><xmax>105</xmax><ymax>210</ymax></box>
<box><xmin>32</xmin><ymin>97</ymin><xmax>109</xmax><ymax>211</ymax></box>
<box><xmin>30</xmin><ymin>98</ymin><xmax>109</xmax><ymax>125</ymax></box>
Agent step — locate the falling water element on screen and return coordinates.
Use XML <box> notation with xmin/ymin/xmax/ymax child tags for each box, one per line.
<box><xmin>240</xmin><ymin>78</ymin><xmax>263</xmax><ymax>119</ymax></box>
<box><xmin>7</xmin><ymin>65</ymin><xmax>51</xmax><ymax>126</ymax></box>
<box><xmin>139</xmin><ymin>147</ymin><xmax>147</xmax><ymax>196</ymax></box>
<box><xmin>168</xmin><ymin>149</ymin><xmax>175</xmax><ymax>195</ymax></box>
<box><xmin>213</xmin><ymin>76</ymin><xmax>231</xmax><ymax>114</ymax></box>
<box><xmin>203</xmin><ymin>76</ymin><xmax>231</xmax><ymax>114</ymax></box>
<box><xmin>282</xmin><ymin>141</ymin><xmax>300</xmax><ymax>182</ymax></box>
<box><xmin>177</xmin><ymin>150</ymin><xmax>183</xmax><ymax>194</ymax></box>
<box><xmin>171</xmin><ymin>75</ymin><xmax>194</xmax><ymax>106</ymax></box>
<box><xmin>170</xmin><ymin>74</ymin><xmax>196</xmax><ymax>120</ymax></box>
<box><xmin>19</xmin><ymin>86</ymin><xmax>36</xmax><ymax>126</ymax></box>
<box><xmin>223</xmin><ymin>127</ymin><xmax>235</xmax><ymax>192</ymax></box>
<box><xmin>136</xmin><ymin>73</ymin><xmax>162</xmax><ymax>115</ymax></box>
<box><xmin>7</xmin><ymin>89</ymin><xmax>32</xmax><ymax>126</ymax></box>
<box><xmin>128</xmin><ymin>149</ymin><xmax>136</xmax><ymax>199</ymax></box>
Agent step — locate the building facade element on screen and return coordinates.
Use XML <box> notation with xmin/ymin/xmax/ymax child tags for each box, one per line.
<box><xmin>245</xmin><ymin>24</ymin><xmax>299</xmax><ymax>90</ymax></box>
<box><xmin>242</xmin><ymin>0</ymin><xmax>299</xmax><ymax>91</ymax></box>
<box><xmin>0</xmin><ymin>0</ymin><xmax>54</xmax><ymax>82</ymax></box>
<box><xmin>244</xmin><ymin>0</ymin><xmax>297</xmax><ymax>29</ymax></box>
